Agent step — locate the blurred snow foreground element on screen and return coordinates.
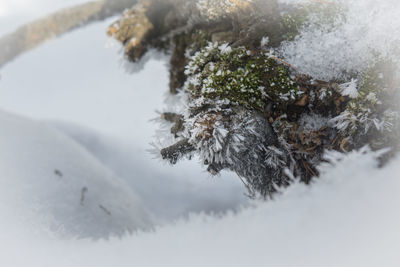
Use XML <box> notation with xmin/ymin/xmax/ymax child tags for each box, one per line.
<box><xmin>0</xmin><ymin>109</ymin><xmax>399</xmax><ymax>266</ymax></box>
<box><xmin>0</xmin><ymin>111</ymin><xmax>151</xmax><ymax>238</ymax></box>
<box><xmin>0</xmin><ymin>0</ymin><xmax>399</xmax><ymax>266</ymax></box>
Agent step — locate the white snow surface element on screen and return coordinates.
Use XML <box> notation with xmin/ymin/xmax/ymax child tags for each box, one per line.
<box><xmin>0</xmin><ymin>110</ymin><xmax>151</xmax><ymax>239</ymax></box>
<box><xmin>0</xmin><ymin>0</ymin><xmax>399</xmax><ymax>266</ymax></box>
<box><xmin>1</xmin><ymin>139</ymin><xmax>400</xmax><ymax>266</ymax></box>
<box><xmin>279</xmin><ymin>0</ymin><xmax>400</xmax><ymax>81</ymax></box>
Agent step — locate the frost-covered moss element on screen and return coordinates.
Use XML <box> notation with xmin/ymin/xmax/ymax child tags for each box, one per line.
<box><xmin>330</xmin><ymin>60</ymin><xmax>400</xmax><ymax>146</ymax></box>
<box><xmin>184</xmin><ymin>42</ymin><xmax>301</xmax><ymax>111</ymax></box>
<box><xmin>169</xmin><ymin>42</ymin><xmax>305</xmax><ymax>197</ymax></box>
<box><xmin>181</xmin><ymin>97</ymin><xmax>287</xmax><ymax>198</ymax></box>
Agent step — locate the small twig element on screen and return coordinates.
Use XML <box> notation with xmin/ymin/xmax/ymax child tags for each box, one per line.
<box><xmin>329</xmin><ymin>133</ymin><xmax>341</xmax><ymax>149</ymax></box>
<box><xmin>161</xmin><ymin>112</ymin><xmax>185</xmax><ymax>136</ymax></box>
<box><xmin>235</xmin><ymin>171</ymin><xmax>256</xmax><ymax>198</ymax></box>
<box><xmin>160</xmin><ymin>139</ymin><xmax>195</xmax><ymax>164</ymax></box>
<box><xmin>54</xmin><ymin>169</ymin><xmax>63</xmax><ymax>177</ymax></box>
<box><xmin>99</xmin><ymin>205</ymin><xmax>112</xmax><ymax>216</ymax></box>
<box><xmin>302</xmin><ymin>160</ymin><xmax>318</xmax><ymax>177</ymax></box>
<box><xmin>80</xmin><ymin>187</ymin><xmax>88</xmax><ymax>206</ymax></box>
<box><xmin>269</xmin><ymin>56</ymin><xmax>297</xmax><ymax>70</ymax></box>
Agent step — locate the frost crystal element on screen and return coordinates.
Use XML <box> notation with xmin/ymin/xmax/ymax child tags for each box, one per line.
<box><xmin>183</xmin><ymin>99</ymin><xmax>286</xmax><ymax>197</ymax></box>
<box><xmin>260</xmin><ymin>36</ymin><xmax>270</xmax><ymax>48</ymax></box>
<box><xmin>339</xmin><ymin>79</ymin><xmax>359</xmax><ymax>98</ymax></box>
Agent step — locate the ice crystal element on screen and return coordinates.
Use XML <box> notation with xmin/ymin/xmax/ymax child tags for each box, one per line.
<box><xmin>330</xmin><ymin>59</ymin><xmax>400</xmax><ymax>144</ymax></box>
<box><xmin>339</xmin><ymin>79</ymin><xmax>359</xmax><ymax>98</ymax></box>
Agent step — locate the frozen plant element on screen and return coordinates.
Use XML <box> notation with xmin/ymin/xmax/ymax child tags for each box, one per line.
<box><xmin>330</xmin><ymin>60</ymin><xmax>400</xmax><ymax>149</ymax></box>
<box><xmin>160</xmin><ymin>42</ymin><xmax>307</xmax><ymax>197</ymax></box>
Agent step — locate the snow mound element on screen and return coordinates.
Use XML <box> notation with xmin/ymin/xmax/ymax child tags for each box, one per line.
<box><xmin>0</xmin><ymin>110</ymin><xmax>151</xmax><ymax>239</ymax></box>
<box><xmin>1</xmin><ymin>146</ymin><xmax>399</xmax><ymax>267</ymax></box>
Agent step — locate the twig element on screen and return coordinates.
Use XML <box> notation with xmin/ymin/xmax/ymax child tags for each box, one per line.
<box><xmin>329</xmin><ymin>133</ymin><xmax>341</xmax><ymax>149</ymax></box>
<box><xmin>235</xmin><ymin>171</ymin><xmax>256</xmax><ymax>198</ymax></box>
<box><xmin>302</xmin><ymin>160</ymin><xmax>318</xmax><ymax>177</ymax></box>
<box><xmin>160</xmin><ymin>139</ymin><xmax>195</xmax><ymax>164</ymax></box>
<box><xmin>161</xmin><ymin>112</ymin><xmax>185</xmax><ymax>135</ymax></box>
<box><xmin>269</xmin><ymin>56</ymin><xmax>297</xmax><ymax>70</ymax></box>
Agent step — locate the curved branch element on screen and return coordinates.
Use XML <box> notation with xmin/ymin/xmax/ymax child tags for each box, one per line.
<box><xmin>0</xmin><ymin>0</ymin><xmax>138</xmax><ymax>68</ymax></box>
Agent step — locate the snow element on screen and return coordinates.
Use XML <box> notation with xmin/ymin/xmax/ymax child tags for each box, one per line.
<box><xmin>0</xmin><ymin>110</ymin><xmax>151</xmax><ymax>239</ymax></box>
<box><xmin>279</xmin><ymin>0</ymin><xmax>400</xmax><ymax>81</ymax></box>
<box><xmin>0</xmin><ymin>0</ymin><xmax>399</xmax><ymax>266</ymax></box>
<box><xmin>1</xmin><ymin>144</ymin><xmax>400</xmax><ymax>266</ymax></box>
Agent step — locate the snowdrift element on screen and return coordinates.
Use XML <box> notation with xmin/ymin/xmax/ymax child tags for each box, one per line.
<box><xmin>0</xmin><ymin>110</ymin><xmax>151</xmax><ymax>239</ymax></box>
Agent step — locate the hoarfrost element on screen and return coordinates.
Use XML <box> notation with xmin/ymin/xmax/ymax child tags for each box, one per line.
<box><xmin>338</xmin><ymin>79</ymin><xmax>359</xmax><ymax>98</ymax></box>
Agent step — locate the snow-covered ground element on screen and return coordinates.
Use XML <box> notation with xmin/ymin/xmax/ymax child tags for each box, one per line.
<box><xmin>0</xmin><ymin>1</ymin><xmax>399</xmax><ymax>266</ymax></box>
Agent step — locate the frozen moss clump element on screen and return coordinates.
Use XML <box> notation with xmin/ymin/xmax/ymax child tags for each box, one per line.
<box><xmin>158</xmin><ymin>42</ymin><xmax>305</xmax><ymax>197</ymax></box>
<box><xmin>184</xmin><ymin>42</ymin><xmax>301</xmax><ymax>111</ymax></box>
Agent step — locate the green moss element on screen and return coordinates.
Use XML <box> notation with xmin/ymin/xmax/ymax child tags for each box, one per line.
<box><xmin>185</xmin><ymin>44</ymin><xmax>301</xmax><ymax>111</ymax></box>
